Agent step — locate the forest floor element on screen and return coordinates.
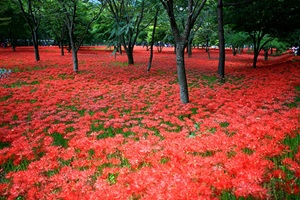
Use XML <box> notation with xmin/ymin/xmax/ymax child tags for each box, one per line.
<box><xmin>0</xmin><ymin>46</ymin><xmax>299</xmax><ymax>199</ymax></box>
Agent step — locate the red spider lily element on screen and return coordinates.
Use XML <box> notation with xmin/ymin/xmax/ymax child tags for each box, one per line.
<box><xmin>0</xmin><ymin>46</ymin><xmax>299</xmax><ymax>199</ymax></box>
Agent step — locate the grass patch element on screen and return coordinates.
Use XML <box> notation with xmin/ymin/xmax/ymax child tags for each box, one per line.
<box><xmin>201</xmin><ymin>74</ymin><xmax>218</xmax><ymax>87</ymax></box>
<box><xmin>111</xmin><ymin>61</ymin><xmax>128</xmax><ymax>67</ymax></box>
<box><xmin>242</xmin><ymin>147</ymin><xmax>255</xmax><ymax>155</ymax></box>
<box><xmin>0</xmin><ymin>158</ymin><xmax>30</xmax><ymax>183</ymax></box>
<box><xmin>220</xmin><ymin>122</ymin><xmax>230</xmax><ymax>128</ymax></box>
<box><xmin>283</xmin><ymin>132</ymin><xmax>300</xmax><ymax>159</ymax></box>
<box><xmin>0</xmin><ymin>141</ymin><xmax>11</xmax><ymax>149</ymax></box>
<box><xmin>50</xmin><ymin>132</ymin><xmax>68</xmax><ymax>148</ymax></box>
<box><xmin>3</xmin><ymin>80</ymin><xmax>40</xmax><ymax>88</ymax></box>
<box><xmin>88</xmin><ymin>120</ymin><xmax>134</xmax><ymax>139</ymax></box>
<box><xmin>0</xmin><ymin>95</ymin><xmax>12</xmax><ymax>102</ymax></box>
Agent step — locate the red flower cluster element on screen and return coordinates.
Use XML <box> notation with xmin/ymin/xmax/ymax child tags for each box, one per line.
<box><xmin>0</xmin><ymin>46</ymin><xmax>299</xmax><ymax>199</ymax></box>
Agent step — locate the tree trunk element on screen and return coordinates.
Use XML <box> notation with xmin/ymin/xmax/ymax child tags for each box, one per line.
<box><xmin>253</xmin><ymin>52</ymin><xmax>259</xmax><ymax>68</ymax></box>
<box><xmin>60</xmin><ymin>40</ymin><xmax>64</xmax><ymax>56</ymax></box>
<box><xmin>264</xmin><ymin>48</ymin><xmax>268</xmax><ymax>60</ymax></box>
<box><xmin>32</xmin><ymin>30</ymin><xmax>40</xmax><ymax>61</ymax></box>
<box><xmin>118</xmin><ymin>44</ymin><xmax>122</xmax><ymax>55</ymax></box>
<box><xmin>206</xmin><ymin>47</ymin><xmax>211</xmax><ymax>59</ymax></box>
<box><xmin>69</xmin><ymin>32</ymin><xmax>78</xmax><ymax>72</ymax></box>
<box><xmin>71</xmin><ymin>46</ymin><xmax>78</xmax><ymax>72</ymax></box>
<box><xmin>126</xmin><ymin>48</ymin><xmax>134</xmax><ymax>65</ymax></box>
<box><xmin>232</xmin><ymin>45</ymin><xmax>237</xmax><ymax>55</ymax></box>
<box><xmin>217</xmin><ymin>0</ymin><xmax>225</xmax><ymax>80</ymax></box>
<box><xmin>176</xmin><ymin>42</ymin><xmax>189</xmax><ymax>104</ymax></box>
<box><xmin>67</xmin><ymin>39</ymin><xmax>71</xmax><ymax>53</ymax></box>
<box><xmin>60</xmin><ymin>26</ymin><xmax>65</xmax><ymax>56</ymax></box>
<box><xmin>147</xmin><ymin>10</ymin><xmax>159</xmax><ymax>71</ymax></box>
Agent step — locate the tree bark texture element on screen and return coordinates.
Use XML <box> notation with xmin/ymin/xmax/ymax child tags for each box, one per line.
<box><xmin>176</xmin><ymin>42</ymin><xmax>189</xmax><ymax>104</ymax></box>
<box><xmin>147</xmin><ymin>9</ymin><xmax>159</xmax><ymax>71</ymax></box>
<box><xmin>217</xmin><ymin>0</ymin><xmax>225</xmax><ymax>79</ymax></box>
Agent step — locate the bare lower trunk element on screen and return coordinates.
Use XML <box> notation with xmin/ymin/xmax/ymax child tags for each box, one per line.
<box><xmin>71</xmin><ymin>47</ymin><xmax>78</xmax><ymax>72</ymax></box>
<box><xmin>217</xmin><ymin>0</ymin><xmax>225</xmax><ymax>80</ymax></box>
<box><xmin>253</xmin><ymin>52</ymin><xmax>259</xmax><ymax>68</ymax></box>
<box><xmin>264</xmin><ymin>48</ymin><xmax>268</xmax><ymax>60</ymax></box>
<box><xmin>69</xmin><ymin>32</ymin><xmax>78</xmax><ymax>72</ymax></box>
<box><xmin>32</xmin><ymin>31</ymin><xmax>40</xmax><ymax>61</ymax></box>
<box><xmin>126</xmin><ymin>48</ymin><xmax>134</xmax><ymax>65</ymax></box>
<box><xmin>60</xmin><ymin>40</ymin><xmax>64</xmax><ymax>56</ymax></box>
<box><xmin>147</xmin><ymin>10</ymin><xmax>158</xmax><ymax>71</ymax></box>
<box><xmin>176</xmin><ymin>42</ymin><xmax>189</xmax><ymax>104</ymax></box>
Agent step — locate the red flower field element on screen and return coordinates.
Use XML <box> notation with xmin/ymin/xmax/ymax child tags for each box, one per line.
<box><xmin>0</xmin><ymin>46</ymin><xmax>299</xmax><ymax>199</ymax></box>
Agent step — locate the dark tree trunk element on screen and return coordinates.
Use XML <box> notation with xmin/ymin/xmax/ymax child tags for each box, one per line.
<box><xmin>253</xmin><ymin>52</ymin><xmax>259</xmax><ymax>68</ymax></box>
<box><xmin>206</xmin><ymin>46</ymin><xmax>211</xmax><ymax>59</ymax></box>
<box><xmin>217</xmin><ymin>0</ymin><xmax>225</xmax><ymax>80</ymax></box>
<box><xmin>160</xmin><ymin>0</ymin><xmax>207</xmax><ymax>104</ymax></box>
<box><xmin>147</xmin><ymin>10</ymin><xmax>159</xmax><ymax>71</ymax></box>
<box><xmin>118</xmin><ymin>41</ymin><xmax>122</xmax><ymax>55</ymax></box>
<box><xmin>176</xmin><ymin>42</ymin><xmax>189</xmax><ymax>104</ymax></box>
<box><xmin>264</xmin><ymin>48</ymin><xmax>268</xmax><ymax>60</ymax></box>
<box><xmin>71</xmin><ymin>49</ymin><xmax>78</xmax><ymax>72</ymax></box>
<box><xmin>69</xmin><ymin>32</ymin><xmax>78</xmax><ymax>72</ymax></box>
<box><xmin>232</xmin><ymin>45</ymin><xmax>237</xmax><ymax>55</ymax></box>
<box><xmin>17</xmin><ymin>0</ymin><xmax>40</xmax><ymax>61</ymax></box>
<box><xmin>60</xmin><ymin>25</ymin><xmax>65</xmax><ymax>56</ymax></box>
<box><xmin>126</xmin><ymin>47</ymin><xmax>134</xmax><ymax>65</ymax></box>
<box><xmin>60</xmin><ymin>39</ymin><xmax>64</xmax><ymax>56</ymax></box>
<box><xmin>68</xmin><ymin>39</ymin><xmax>71</xmax><ymax>53</ymax></box>
<box><xmin>32</xmin><ymin>30</ymin><xmax>40</xmax><ymax>61</ymax></box>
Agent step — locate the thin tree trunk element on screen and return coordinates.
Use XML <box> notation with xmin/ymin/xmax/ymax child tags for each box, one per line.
<box><xmin>232</xmin><ymin>45</ymin><xmax>237</xmax><ymax>55</ymax></box>
<box><xmin>217</xmin><ymin>0</ymin><xmax>225</xmax><ymax>80</ymax></box>
<box><xmin>264</xmin><ymin>48</ymin><xmax>268</xmax><ymax>60</ymax></box>
<box><xmin>253</xmin><ymin>52</ymin><xmax>259</xmax><ymax>68</ymax></box>
<box><xmin>60</xmin><ymin>39</ymin><xmax>64</xmax><ymax>56</ymax></box>
<box><xmin>176</xmin><ymin>42</ymin><xmax>189</xmax><ymax>104</ymax></box>
<box><xmin>206</xmin><ymin>46</ymin><xmax>211</xmax><ymax>59</ymax></box>
<box><xmin>32</xmin><ymin>30</ymin><xmax>40</xmax><ymax>61</ymax></box>
<box><xmin>147</xmin><ymin>10</ymin><xmax>159</xmax><ymax>71</ymax></box>
<box><xmin>71</xmin><ymin>46</ymin><xmax>78</xmax><ymax>72</ymax></box>
<box><xmin>60</xmin><ymin>25</ymin><xmax>65</xmax><ymax>56</ymax></box>
<box><xmin>69</xmin><ymin>31</ymin><xmax>78</xmax><ymax>72</ymax></box>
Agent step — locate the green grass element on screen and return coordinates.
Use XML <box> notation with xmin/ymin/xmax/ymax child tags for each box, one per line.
<box><xmin>3</xmin><ymin>80</ymin><xmax>40</xmax><ymax>88</ymax></box>
<box><xmin>0</xmin><ymin>141</ymin><xmax>10</xmax><ymax>149</ymax></box>
<box><xmin>220</xmin><ymin>122</ymin><xmax>230</xmax><ymax>128</ymax></box>
<box><xmin>242</xmin><ymin>147</ymin><xmax>255</xmax><ymax>155</ymax></box>
<box><xmin>0</xmin><ymin>95</ymin><xmax>12</xmax><ymax>102</ymax></box>
<box><xmin>50</xmin><ymin>132</ymin><xmax>68</xmax><ymax>148</ymax></box>
<box><xmin>111</xmin><ymin>61</ymin><xmax>128</xmax><ymax>67</ymax></box>
<box><xmin>88</xmin><ymin>120</ymin><xmax>134</xmax><ymax>139</ymax></box>
<box><xmin>0</xmin><ymin>159</ymin><xmax>30</xmax><ymax>183</ymax></box>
